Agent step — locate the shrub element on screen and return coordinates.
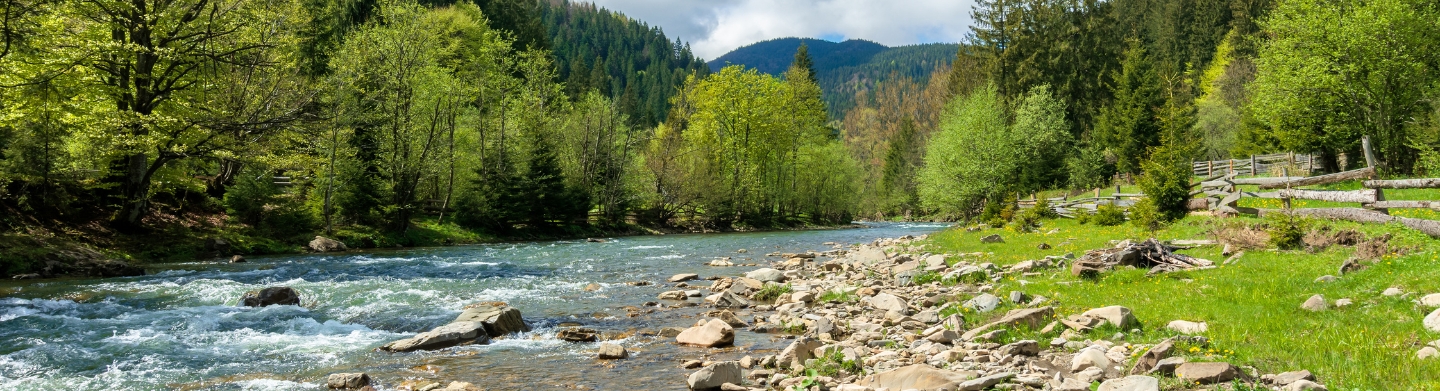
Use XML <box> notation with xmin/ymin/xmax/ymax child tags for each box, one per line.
<box><xmin>1129</xmin><ymin>198</ymin><xmax>1163</xmax><ymax>231</ymax></box>
<box><xmin>818</xmin><ymin>290</ymin><xmax>858</xmax><ymax>303</ymax></box>
<box><xmin>807</xmin><ymin>349</ymin><xmax>863</xmax><ymax>377</ymax></box>
<box><xmin>1093</xmin><ymin>204</ymin><xmax>1127</xmax><ymax>226</ymax></box>
<box><xmin>1136</xmin><ymin>142</ymin><xmax>1195</xmax><ymax>225</ymax></box>
<box><xmin>1266</xmin><ymin>212</ymin><xmax>1310</xmax><ymax>250</ymax></box>
<box><xmin>1075</xmin><ymin>209</ymin><xmax>1094</xmax><ymax>224</ymax></box>
<box><xmin>753</xmin><ymin>283</ymin><xmax>793</xmax><ymax>302</ymax></box>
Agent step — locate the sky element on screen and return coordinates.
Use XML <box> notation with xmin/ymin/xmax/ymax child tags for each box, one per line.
<box><xmin>584</xmin><ymin>0</ymin><xmax>977</xmax><ymax>60</ymax></box>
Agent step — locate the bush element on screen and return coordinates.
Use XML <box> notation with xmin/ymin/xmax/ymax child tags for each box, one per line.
<box><xmin>818</xmin><ymin>290</ymin><xmax>858</xmax><ymax>303</ymax></box>
<box><xmin>1130</xmin><ymin>198</ymin><xmax>1163</xmax><ymax>231</ymax></box>
<box><xmin>1093</xmin><ymin>204</ymin><xmax>1127</xmax><ymax>226</ymax></box>
<box><xmin>1267</xmin><ymin>212</ymin><xmax>1310</xmax><ymax>250</ymax></box>
<box><xmin>1136</xmin><ymin>142</ymin><xmax>1195</xmax><ymax>225</ymax></box>
<box><xmin>1075</xmin><ymin>209</ymin><xmax>1094</xmax><ymax>224</ymax></box>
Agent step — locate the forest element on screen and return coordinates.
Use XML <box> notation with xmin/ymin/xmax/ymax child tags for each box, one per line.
<box><xmin>0</xmin><ymin>0</ymin><xmax>854</xmax><ymax>271</ymax></box>
<box><xmin>2</xmin><ymin>0</ymin><xmax>1439</xmax><ymax>270</ymax></box>
<box><xmin>845</xmin><ymin>0</ymin><xmax>1440</xmax><ymax>223</ymax></box>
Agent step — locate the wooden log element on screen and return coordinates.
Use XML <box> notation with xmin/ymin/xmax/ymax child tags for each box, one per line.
<box><xmin>1112</xmin><ymin>193</ymin><xmax>1146</xmax><ymax>198</ymax></box>
<box><xmin>1258</xmin><ymin>167</ymin><xmax>1375</xmax><ymax>189</ymax></box>
<box><xmin>1202</xmin><ymin>177</ymin><xmax>1306</xmax><ymax>187</ymax></box>
<box><xmin>1363</xmin><ymin>178</ymin><xmax>1440</xmax><ymax>189</ymax></box>
<box><xmin>1191</xmin><ymin>173</ymin><xmax>1226</xmax><ymax>188</ymax></box>
<box><xmin>1258</xmin><ymin>208</ymin><xmax>1440</xmax><ymax>238</ymax></box>
<box><xmin>1276</xmin><ymin>189</ymin><xmax>1378</xmax><ymax>203</ymax></box>
<box><xmin>1362</xmin><ymin>135</ymin><xmax>1377</xmax><ymax>168</ymax></box>
<box><xmin>1366</xmin><ymin>201</ymin><xmax>1440</xmax><ymax>210</ymax></box>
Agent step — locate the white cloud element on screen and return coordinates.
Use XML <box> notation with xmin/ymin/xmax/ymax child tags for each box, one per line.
<box><xmin>584</xmin><ymin>0</ymin><xmax>976</xmax><ymax>60</ymax></box>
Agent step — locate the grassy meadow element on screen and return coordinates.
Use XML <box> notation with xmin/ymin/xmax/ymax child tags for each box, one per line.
<box><xmin>916</xmin><ymin>215</ymin><xmax>1440</xmax><ymax>390</ymax></box>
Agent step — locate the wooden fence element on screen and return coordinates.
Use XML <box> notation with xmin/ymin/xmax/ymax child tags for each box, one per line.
<box><xmin>1192</xmin><ymin>152</ymin><xmax>1317</xmax><ymax>177</ymax></box>
<box><xmin>1022</xmin><ymin>137</ymin><xmax>1440</xmax><ymax>238</ymax></box>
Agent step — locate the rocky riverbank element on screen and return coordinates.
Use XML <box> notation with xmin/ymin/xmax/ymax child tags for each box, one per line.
<box><xmin>307</xmin><ymin>231</ymin><xmax>1334</xmax><ymax>391</ymax></box>
<box><xmin>626</xmin><ymin>234</ymin><xmax>1329</xmax><ymax>391</ymax></box>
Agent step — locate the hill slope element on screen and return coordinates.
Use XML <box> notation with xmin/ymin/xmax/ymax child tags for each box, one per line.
<box><xmin>709</xmin><ymin>38</ymin><xmax>959</xmax><ymax>116</ymax></box>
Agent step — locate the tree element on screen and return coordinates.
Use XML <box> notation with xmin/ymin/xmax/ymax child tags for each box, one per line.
<box><xmin>64</xmin><ymin>0</ymin><xmax>311</xmax><ymax>229</ymax></box>
<box><xmin>1093</xmin><ymin>39</ymin><xmax>1165</xmax><ymax>177</ymax></box>
<box><xmin>879</xmin><ymin>117</ymin><xmax>920</xmax><ymax>215</ymax></box>
<box><xmin>917</xmin><ymin>84</ymin><xmax>1010</xmax><ymax>217</ymax></box>
<box><xmin>792</xmin><ymin>43</ymin><xmax>819</xmax><ymax>85</ymax></box>
<box><xmin>1250</xmin><ymin>0</ymin><xmax>1440</xmax><ymax>173</ymax></box>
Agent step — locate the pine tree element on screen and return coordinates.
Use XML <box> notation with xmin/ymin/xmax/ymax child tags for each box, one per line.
<box><xmin>1093</xmin><ymin>39</ymin><xmax>1165</xmax><ymax>176</ymax></box>
<box><xmin>792</xmin><ymin>43</ymin><xmax>819</xmax><ymax>85</ymax></box>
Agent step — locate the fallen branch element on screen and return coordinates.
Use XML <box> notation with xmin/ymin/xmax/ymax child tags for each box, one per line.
<box><xmin>1276</xmin><ymin>189</ymin><xmax>1377</xmax><ymax>203</ymax></box>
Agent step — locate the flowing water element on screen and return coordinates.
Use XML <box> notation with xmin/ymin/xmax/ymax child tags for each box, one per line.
<box><xmin>0</xmin><ymin>223</ymin><xmax>949</xmax><ymax>391</ymax></box>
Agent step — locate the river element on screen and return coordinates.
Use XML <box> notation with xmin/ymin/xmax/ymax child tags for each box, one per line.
<box><xmin>0</xmin><ymin>223</ymin><xmax>949</xmax><ymax>391</ymax></box>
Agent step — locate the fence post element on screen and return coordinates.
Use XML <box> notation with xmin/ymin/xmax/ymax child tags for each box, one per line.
<box><xmin>1362</xmin><ymin>135</ymin><xmax>1377</xmax><ymax>169</ymax></box>
<box><xmin>1250</xmin><ymin>155</ymin><xmax>1257</xmax><ymax>176</ymax></box>
<box><xmin>1207</xmin><ymin>160</ymin><xmax>1213</xmax><ymax>176</ymax></box>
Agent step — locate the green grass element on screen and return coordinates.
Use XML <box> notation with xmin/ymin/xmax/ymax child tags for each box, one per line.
<box><xmin>754</xmin><ymin>283</ymin><xmax>794</xmax><ymax>302</ymax></box>
<box><xmin>922</xmin><ymin>216</ymin><xmax>1440</xmax><ymax>390</ymax></box>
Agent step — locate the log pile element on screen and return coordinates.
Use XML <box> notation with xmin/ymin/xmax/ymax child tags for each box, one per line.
<box><xmin>1071</xmin><ymin>239</ymin><xmax>1215</xmax><ymax>278</ymax></box>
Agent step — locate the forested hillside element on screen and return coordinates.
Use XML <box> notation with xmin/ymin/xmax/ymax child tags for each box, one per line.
<box><xmin>0</xmin><ymin>0</ymin><xmax>852</xmax><ymax>275</ymax></box>
<box><xmin>710</xmin><ymin>38</ymin><xmax>959</xmax><ymax>116</ymax></box>
<box><xmin>539</xmin><ymin>0</ymin><xmax>711</xmax><ymax>127</ymax></box>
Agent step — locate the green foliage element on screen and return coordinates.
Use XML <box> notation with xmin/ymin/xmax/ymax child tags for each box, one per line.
<box><xmin>911</xmin><ymin>271</ymin><xmax>944</xmax><ymax>285</ymax></box>
<box><xmin>1093</xmin><ymin>204</ymin><xmax>1127</xmax><ymax>226</ymax></box>
<box><xmin>818</xmin><ymin>290</ymin><xmax>858</xmax><ymax>303</ymax></box>
<box><xmin>807</xmin><ymin>349</ymin><xmax>863</xmax><ymax>377</ymax></box>
<box><xmin>1094</xmin><ymin>40</ymin><xmax>1166</xmax><ymax>176</ymax></box>
<box><xmin>1266</xmin><ymin>212</ymin><xmax>1310</xmax><ymax>250</ymax></box>
<box><xmin>1251</xmin><ymin>0</ymin><xmax>1440</xmax><ymax>174</ymax></box>
<box><xmin>753</xmin><ymin>283</ymin><xmax>793</xmax><ymax>302</ymax></box>
<box><xmin>919</xmin><ymin>84</ymin><xmax>1070</xmax><ymax>218</ymax></box>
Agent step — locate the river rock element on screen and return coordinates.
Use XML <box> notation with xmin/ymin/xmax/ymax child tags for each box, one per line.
<box><xmin>961</xmin><ymin>306</ymin><xmax>1053</xmax><ymax>341</ymax></box>
<box><xmin>855</xmin><ymin>364</ymin><xmax>977</xmax><ymax>390</ymax></box>
<box><xmin>981</xmin><ymin>234</ymin><xmax>1004</xmax><ymax>244</ymax></box>
<box><xmin>869</xmin><ymin>293</ymin><xmax>910</xmax><ymax>315</ymax></box>
<box><xmin>713</xmin><ymin>291</ymin><xmax>750</xmax><ymax>308</ymax></box>
<box><xmin>326</xmin><ymin>373</ymin><xmax>370</xmax><ymax>389</ymax></box>
<box><xmin>1420</xmin><ymin>293</ymin><xmax>1440</xmax><ymax>307</ymax></box>
<box><xmin>714</xmin><ymin>310</ymin><xmax>749</xmax><ymax>328</ymax></box>
<box><xmin>1167</xmin><ymin>320</ymin><xmax>1207</xmax><ymax>334</ymax></box>
<box><xmin>557</xmin><ymin>327</ymin><xmax>599</xmax><ymax>342</ymax></box>
<box><xmin>676</xmin><ymin>319</ymin><xmax>735</xmax><ymax>348</ymax></box>
<box><xmin>1097</xmin><ymin>375</ymin><xmax>1159</xmax><ymax>391</ymax></box>
<box><xmin>1082</xmin><ymin>305</ymin><xmax>1137</xmax><ymax>329</ymax></box>
<box><xmin>962</xmin><ymin>293</ymin><xmax>1000</xmax><ymax>313</ymax></box>
<box><xmin>686</xmin><ymin>361</ymin><xmax>741</xmax><ymax>390</ymax></box>
<box><xmin>1301</xmin><ymin>294</ymin><xmax>1327</xmax><ymax>311</ymax></box>
<box><xmin>240</xmin><ymin>287</ymin><xmax>301</xmax><ymax>307</ymax></box>
<box><xmin>1071</xmin><ymin>347</ymin><xmax>1111</xmax><ymax>371</ymax></box>
<box><xmin>1283</xmin><ymin>380</ymin><xmax>1329</xmax><ymax>391</ymax></box>
<box><xmin>1175</xmin><ymin>362</ymin><xmax>1239</xmax><ymax>384</ymax></box>
<box><xmin>778</xmin><ymin>337</ymin><xmax>823</xmax><ymax>368</ymax></box>
<box><xmin>1425</xmin><ymin>309</ymin><xmax>1440</xmax><ymax>332</ymax></box>
<box><xmin>745</xmin><ymin>268</ymin><xmax>786</xmax><ymax>283</ymax></box>
<box><xmin>229</xmin><ymin>255</ymin><xmax>246</xmax><ymax>263</ymax></box>
<box><xmin>791</xmin><ymin>291</ymin><xmax>815</xmax><ymax>303</ymax></box>
<box><xmin>851</xmin><ymin>248</ymin><xmax>888</xmax><ymax>264</ymax></box>
<box><xmin>1130</xmin><ymin>339</ymin><xmax>1173</xmax><ymax>374</ymax></box>
<box><xmin>958</xmin><ymin>372</ymin><xmax>1014</xmax><ymax>391</ymax></box>
<box><xmin>1148</xmin><ymin>357</ymin><xmax>1185</xmax><ymax>376</ymax></box>
<box><xmin>454</xmin><ymin>303</ymin><xmax>529</xmax><ymax>337</ymax></box>
<box><xmin>670</xmin><ymin>273</ymin><xmax>700</xmax><ymax>282</ymax></box>
<box><xmin>381</xmin><ymin>321</ymin><xmax>490</xmax><ymax>352</ymax></box>
<box><xmin>308</xmin><ymin>236</ymin><xmax>347</xmax><ymax>252</ymax></box>
<box><xmin>1270</xmin><ymin>370</ymin><xmax>1315</xmax><ymax>386</ymax></box>
<box><xmin>597</xmin><ymin>343</ymin><xmax>628</xmax><ymax>359</ymax></box>
<box><xmin>659</xmin><ymin>290</ymin><xmax>688</xmax><ymax>300</ymax></box>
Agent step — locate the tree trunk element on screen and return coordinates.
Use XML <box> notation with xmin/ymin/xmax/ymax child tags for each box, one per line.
<box><xmin>117</xmin><ymin>153</ymin><xmax>151</xmax><ymax>229</ymax></box>
<box><xmin>207</xmin><ymin>158</ymin><xmax>244</xmax><ymax>198</ymax></box>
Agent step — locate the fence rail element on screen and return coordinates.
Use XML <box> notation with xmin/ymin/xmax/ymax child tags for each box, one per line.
<box><xmin>1192</xmin><ymin>152</ymin><xmax>1317</xmax><ymax>177</ymax></box>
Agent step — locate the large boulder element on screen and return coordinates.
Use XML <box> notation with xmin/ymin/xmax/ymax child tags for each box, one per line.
<box><xmin>851</xmin><ymin>248</ymin><xmax>888</xmax><ymax>264</ymax></box>
<box><xmin>1071</xmin><ymin>347</ymin><xmax>1112</xmax><ymax>371</ymax></box>
<box><xmin>1129</xmin><ymin>339</ymin><xmax>1173</xmax><ymax>374</ymax></box>
<box><xmin>676</xmin><ymin>319</ymin><xmax>735</xmax><ymax>348</ymax></box>
<box><xmin>745</xmin><ymin>268</ymin><xmax>786</xmax><ymax>283</ymax></box>
<box><xmin>869</xmin><ymin>293</ymin><xmax>910</xmax><ymax>315</ymax></box>
<box><xmin>778</xmin><ymin>337</ymin><xmax>824</xmax><ymax>368</ymax></box>
<box><xmin>1098</xmin><ymin>375</ymin><xmax>1159</xmax><ymax>391</ymax></box>
<box><xmin>597</xmin><ymin>343</ymin><xmax>628</xmax><ymax>359</ymax></box>
<box><xmin>855</xmin><ymin>364</ymin><xmax>977</xmax><ymax>390</ymax></box>
<box><xmin>713</xmin><ymin>291</ymin><xmax>750</xmax><ymax>308</ymax></box>
<box><xmin>963</xmin><ymin>293</ymin><xmax>1001</xmax><ymax>313</ymax></box>
<box><xmin>308</xmin><ymin>236</ymin><xmax>348</xmax><ymax>252</ymax></box>
<box><xmin>240</xmin><ymin>287</ymin><xmax>301</xmax><ymax>307</ymax></box>
<box><xmin>557</xmin><ymin>327</ymin><xmax>599</xmax><ymax>342</ymax></box>
<box><xmin>1175</xmin><ymin>362</ymin><xmax>1240</xmax><ymax>384</ymax></box>
<box><xmin>380</xmin><ymin>321</ymin><xmax>490</xmax><ymax>352</ymax></box>
<box><xmin>670</xmin><ymin>273</ymin><xmax>700</xmax><ymax>282</ymax></box>
<box><xmin>454</xmin><ymin>303</ymin><xmax>529</xmax><ymax>337</ymax></box>
<box><xmin>1425</xmin><ymin>308</ymin><xmax>1440</xmax><ymax>332</ymax></box>
<box><xmin>326</xmin><ymin>373</ymin><xmax>370</xmax><ymax>389</ymax></box>
<box><xmin>687</xmin><ymin>361</ymin><xmax>742</xmax><ymax>390</ymax></box>
<box><xmin>1082</xmin><ymin>306</ymin><xmax>1137</xmax><ymax>329</ymax></box>
<box><xmin>961</xmin><ymin>307</ymin><xmax>1053</xmax><ymax>341</ymax></box>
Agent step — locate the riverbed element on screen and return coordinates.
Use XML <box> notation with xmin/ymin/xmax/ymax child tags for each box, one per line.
<box><xmin>0</xmin><ymin>223</ymin><xmax>949</xmax><ymax>391</ymax></box>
